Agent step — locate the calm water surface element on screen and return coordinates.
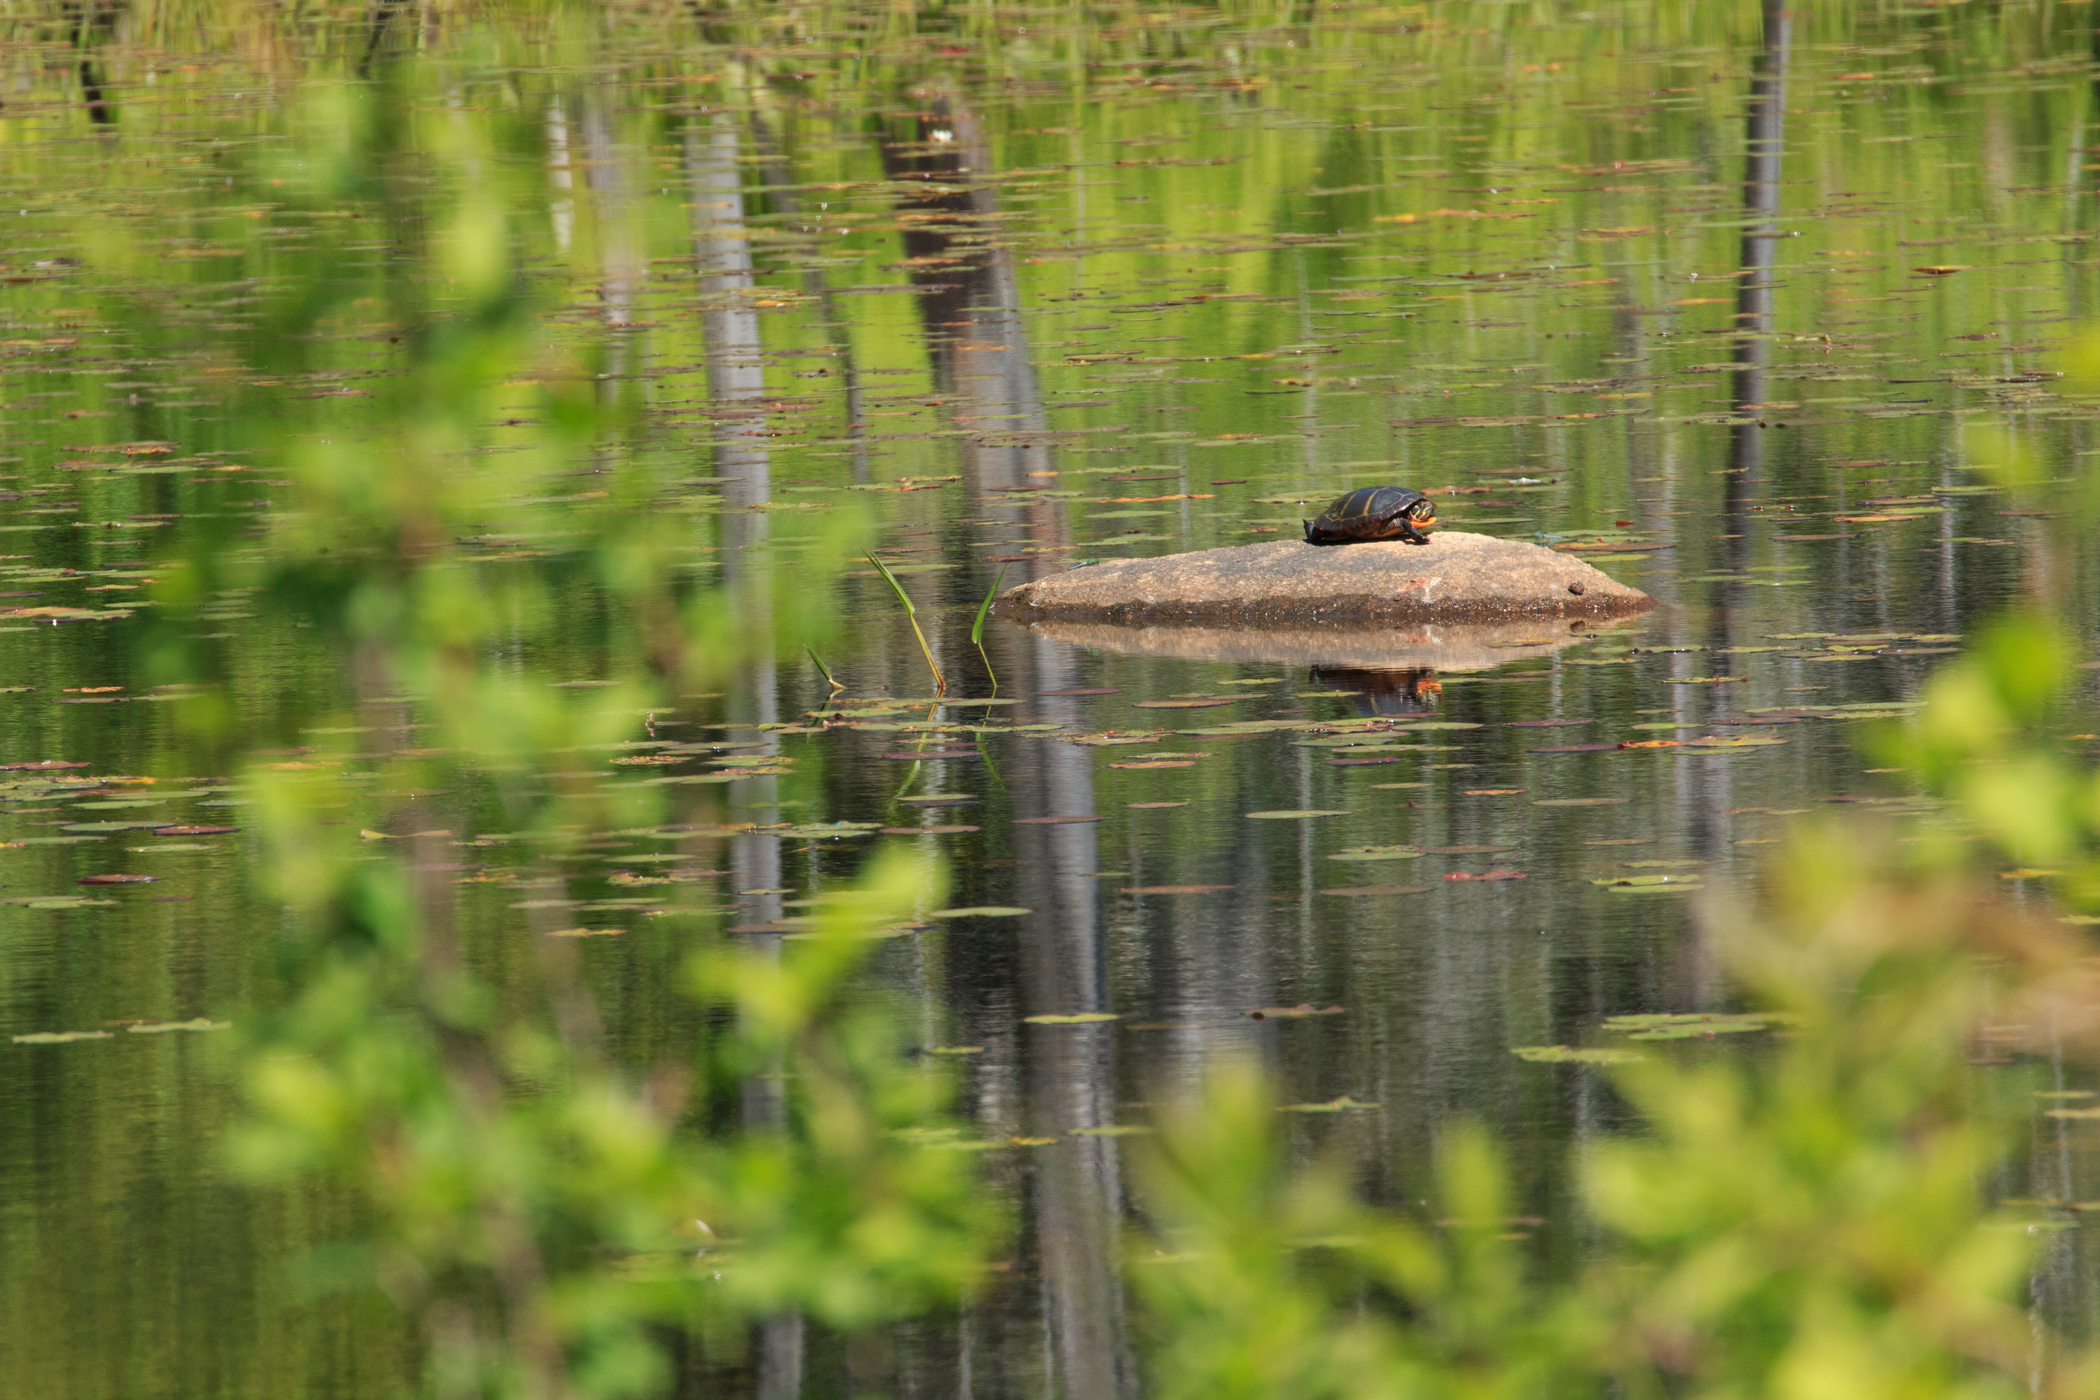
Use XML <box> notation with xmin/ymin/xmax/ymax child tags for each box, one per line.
<box><xmin>3</xmin><ymin>2</ymin><xmax>2100</xmax><ymax>1394</ymax></box>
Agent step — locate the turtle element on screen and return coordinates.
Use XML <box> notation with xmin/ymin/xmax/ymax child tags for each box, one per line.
<box><xmin>1302</xmin><ymin>486</ymin><xmax>1438</xmax><ymax>547</ymax></box>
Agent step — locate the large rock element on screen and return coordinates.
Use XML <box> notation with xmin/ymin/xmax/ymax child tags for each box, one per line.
<box><xmin>991</xmin><ymin>533</ymin><xmax>1652</xmax><ymax>628</ymax></box>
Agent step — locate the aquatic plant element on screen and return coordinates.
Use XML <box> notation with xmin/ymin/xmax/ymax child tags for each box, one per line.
<box><xmin>864</xmin><ymin>552</ymin><xmax>947</xmax><ymax>697</ymax></box>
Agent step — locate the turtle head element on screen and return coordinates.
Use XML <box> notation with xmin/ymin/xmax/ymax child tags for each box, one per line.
<box><xmin>1406</xmin><ymin>496</ymin><xmax>1438</xmax><ymax>527</ymax></box>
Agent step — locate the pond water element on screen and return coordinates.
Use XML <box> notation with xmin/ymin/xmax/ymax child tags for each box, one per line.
<box><xmin>3</xmin><ymin>2</ymin><xmax>2099</xmax><ymax>1395</ymax></box>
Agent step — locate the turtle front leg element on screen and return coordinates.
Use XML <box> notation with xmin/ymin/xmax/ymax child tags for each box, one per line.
<box><xmin>1396</xmin><ymin>520</ymin><xmax>1431</xmax><ymax>546</ymax></box>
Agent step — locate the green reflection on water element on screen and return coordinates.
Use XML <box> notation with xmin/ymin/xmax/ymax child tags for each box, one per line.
<box><xmin>3</xmin><ymin>0</ymin><xmax>2100</xmax><ymax>1394</ymax></box>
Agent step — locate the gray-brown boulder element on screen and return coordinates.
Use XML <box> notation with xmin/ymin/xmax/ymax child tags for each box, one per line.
<box><xmin>991</xmin><ymin>533</ymin><xmax>1651</xmax><ymax>628</ymax></box>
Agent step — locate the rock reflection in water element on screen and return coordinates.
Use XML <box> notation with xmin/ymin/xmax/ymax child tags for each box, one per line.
<box><xmin>1308</xmin><ymin>666</ymin><xmax>1443</xmax><ymax>720</ymax></box>
<box><xmin>1012</xmin><ymin>617</ymin><xmax>1600</xmax><ymax>673</ymax></box>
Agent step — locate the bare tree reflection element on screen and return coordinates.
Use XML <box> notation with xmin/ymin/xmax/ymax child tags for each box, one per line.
<box><xmin>1726</xmin><ymin>0</ymin><xmax>1792</xmax><ymax>543</ymax></box>
<box><xmin>67</xmin><ymin>0</ymin><xmax>120</xmax><ymax>127</ymax></box>
<box><xmin>748</xmin><ymin>110</ymin><xmax>870</xmax><ymax>481</ymax></box>
<box><xmin>880</xmin><ymin>98</ymin><xmax>1140</xmax><ymax>1400</ymax></box>
<box><xmin>686</xmin><ymin>100</ymin><xmax>800</xmax><ymax>1400</ymax></box>
<box><xmin>1679</xmin><ymin>0</ymin><xmax>1793</xmax><ymax>1008</ymax></box>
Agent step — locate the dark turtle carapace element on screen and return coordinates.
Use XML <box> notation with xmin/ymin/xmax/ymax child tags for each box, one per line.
<box><xmin>1302</xmin><ymin>486</ymin><xmax>1437</xmax><ymax>547</ymax></box>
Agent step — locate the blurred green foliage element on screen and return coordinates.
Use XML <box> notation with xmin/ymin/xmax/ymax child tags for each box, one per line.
<box><xmin>192</xmin><ymin>66</ymin><xmax>987</xmax><ymax>1400</ymax></box>
<box><xmin>233</xmin><ymin>834</ymin><xmax>997</xmax><ymax>1399</ymax></box>
<box><xmin>70</xmin><ymin>6</ymin><xmax>2100</xmax><ymax>1397</ymax></box>
<box><xmin>1126</xmin><ymin>611</ymin><xmax>2100</xmax><ymax>1400</ymax></box>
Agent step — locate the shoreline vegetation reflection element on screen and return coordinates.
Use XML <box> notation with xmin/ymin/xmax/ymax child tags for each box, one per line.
<box><xmin>6</xmin><ymin>2</ymin><xmax>2100</xmax><ymax>1398</ymax></box>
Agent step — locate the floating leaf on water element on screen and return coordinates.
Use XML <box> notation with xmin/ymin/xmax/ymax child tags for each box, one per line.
<box><xmin>126</xmin><ymin>1018</ymin><xmax>227</xmax><ymax>1034</ymax></box>
<box><xmin>1024</xmin><ymin>1012</ymin><xmax>1120</xmax><ymax>1025</ymax></box>
<box><xmin>1279</xmin><ymin>1096</ymin><xmax>1378</xmax><ymax>1113</ymax></box>
<box><xmin>1327</xmin><ymin>845</ymin><xmax>1424</xmax><ymax>862</ymax></box>
<box><xmin>1249</xmin><ymin>1004</ymin><xmax>1346</xmax><ymax>1020</ymax></box>
<box><xmin>11</xmin><ymin>1030</ymin><xmax>115</xmax><ymax>1044</ymax></box>
<box><xmin>1127</xmin><ymin>801</ymin><xmax>1189</xmax><ymax>809</ymax></box>
<box><xmin>1443</xmin><ymin>870</ymin><xmax>1527</xmax><ymax>882</ymax></box>
<box><xmin>1619</xmin><ymin>1015</ymin><xmax>1776</xmax><ymax>1040</ymax></box>
<box><xmin>1121</xmin><ymin>884</ymin><xmax>1234</xmax><ymax>895</ymax></box>
<box><xmin>544</xmin><ymin>927</ymin><xmax>624</xmax><ymax>938</ymax></box>
<box><xmin>1511</xmin><ymin>1046</ymin><xmax>1645</xmax><ymax>1064</ymax></box>
<box><xmin>1132</xmin><ymin>698</ymin><xmax>1237</xmax><ymax>710</ymax></box>
<box><xmin>880</xmin><ymin>824</ymin><xmax>981</xmax><ymax>835</ymax></box>
<box><xmin>1108</xmin><ymin>760</ymin><xmax>1197</xmax><ymax>770</ymax></box>
<box><xmin>2045</xmin><ymin>1108</ymin><xmax>2100</xmax><ymax>1120</ymax></box>
<box><xmin>151</xmin><ymin>825</ymin><xmax>238</xmax><ymax>836</ymax></box>
<box><xmin>930</xmin><ymin>906</ymin><xmax>1031</xmax><ymax>918</ymax></box>
<box><xmin>1005</xmin><ymin>1136</ymin><xmax>1061</xmax><ymax>1147</ymax></box>
<box><xmin>1533</xmin><ymin>797</ymin><xmax>1628</xmax><ymax>806</ymax></box>
<box><xmin>1423</xmin><ymin>845</ymin><xmax>1514</xmax><ymax>855</ymax></box>
<box><xmin>774</xmin><ymin>822</ymin><xmax>884</xmax><ymax>839</ymax></box>
<box><xmin>1322</xmin><ymin>885</ymin><xmax>1433</xmax><ymax>896</ymax></box>
<box><xmin>1066</xmin><ymin>732</ymin><xmax>1165</xmax><ymax>747</ymax></box>
<box><xmin>1246</xmin><ymin>809</ymin><xmax>1348</xmax><ymax>820</ymax></box>
<box><xmin>1595</xmin><ymin>876</ymin><xmax>1705</xmax><ymax>893</ymax></box>
<box><xmin>1069</xmin><ymin>1124</ymin><xmax>1153</xmax><ymax>1137</ymax></box>
<box><xmin>926</xmin><ymin>1045</ymin><xmax>985</xmax><ymax>1056</ymax></box>
<box><xmin>900</xmin><ymin>795</ymin><xmax>976</xmax><ymax>807</ymax></box>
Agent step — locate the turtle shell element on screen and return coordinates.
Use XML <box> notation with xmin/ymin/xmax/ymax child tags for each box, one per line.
<box><xmin>1302</xmin><ymin>486</ymin><xmax>1437</xmax><ymax>546</ymax></box>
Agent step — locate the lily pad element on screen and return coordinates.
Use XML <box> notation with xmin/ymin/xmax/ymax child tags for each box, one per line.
<box><xmin>929</xmin><ymin>906</ymin><xmax>1031</xmax><ymax>918</ymax></box>
<box><xmin>1511</xmin><ymin>1046</ymin><xmax>1646</xmax><ymax>1065</ymax></box>
<box><xmin>1279</xmin><ymin>1096</ymin><xmax>1379</xmax><ymax>1112</ymax></box>
<box><xmin>1247</xmin><ymin>809</ymin><xmax>1349</xmax><ymax>820</ymax></box>
<box><xmin>1322</xmin><ymin>885</ymin><xmax>1432</xmax><ymax>896</ymax></box>
<box><xmin>1327</xmin><ymin>846</ymin><xmax>1424</xmax><ymax>862</ymax></box>
<box><xmin>775</xmin><ymin>822</ymin><xmax>883</xmax><ymax>839</ymax></box>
